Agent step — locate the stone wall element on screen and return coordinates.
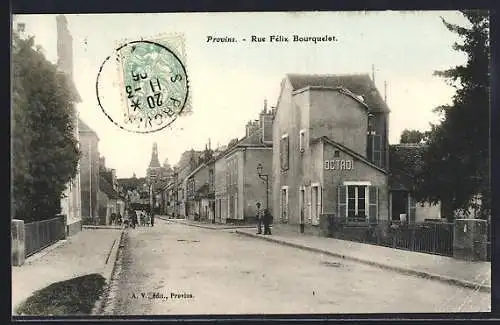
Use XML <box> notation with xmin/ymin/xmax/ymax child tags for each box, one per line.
<box><xmin>11</xmin><ymin>219</ymin><xmax>25</xmax><ymax>266</ymax></box>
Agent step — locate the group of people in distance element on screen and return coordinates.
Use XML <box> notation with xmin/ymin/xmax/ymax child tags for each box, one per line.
<box><xmin>111</xmin><ymin>209</ymin><xmax>155</xmax><ymax>229</ymax></box>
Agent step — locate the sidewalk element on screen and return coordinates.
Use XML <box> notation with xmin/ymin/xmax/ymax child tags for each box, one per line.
<box><xmin>158</xmin><ymin>216</ymin><xmax>256</xmax><ymax>230</ymax></box>
<box><xmin>11</xmin><ymin>228</ymin><xmax>123</xmax><ymax>314</ymax></box>
<box><xmin>235</xmin><ymin>228</ymin><xmax>491</xmax><ymax>292</ymax></box>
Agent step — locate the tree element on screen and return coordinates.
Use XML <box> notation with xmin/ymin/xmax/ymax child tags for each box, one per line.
<box><xmin>400</xmin><ymin>129</ymin><xmax>429</xmax><ymax>144</ymax></box>
<box><xmin>414</xmin><ymin>10</ymin><xmax>490</xmax><ymax>220</ymax></box>
<box><xmin>12</xmin><ymin>32</ymin><xmax>80</xmax><ymax>222</ymax></box>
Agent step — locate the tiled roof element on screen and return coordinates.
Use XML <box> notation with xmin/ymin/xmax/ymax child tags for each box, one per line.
<box><xmin>286</xmin><ymin>74</ymin><xmax>389</xmax><ymax>112</ymax></box>
<box><xmin>78</xmin><ymin>118</ymin><xmax>98</xmax><ymax>137</ymax></box>
<box><xmin>99</xmin><ymin>175</ymin><xmax>120</xmax><ymax>199</ymax></box>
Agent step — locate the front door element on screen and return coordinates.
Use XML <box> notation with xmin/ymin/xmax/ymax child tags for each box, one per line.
<box><xmin>392</xmin><ymin>190</ymin><xmax>408</xmax><ymax>221</ymax></box>
<box><xmin>281</xmin><ymin>188</ymin><xmax>288</xmax><ymax>223</ymax></box>
<box><xmin>299</xmin><ymin>188</ymin><xmax>305</xmax><ymax>233</ymax></box>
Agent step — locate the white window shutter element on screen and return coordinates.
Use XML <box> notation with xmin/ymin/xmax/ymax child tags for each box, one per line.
<box><xmin>368</xmin><ymin>186</ymin><xmax>378</xmax><ymax>224</ymax></box>
<box><xmin>338</xmin><ymin>185</ymin><xmax>347</xmax><ymax>219</ymax></box>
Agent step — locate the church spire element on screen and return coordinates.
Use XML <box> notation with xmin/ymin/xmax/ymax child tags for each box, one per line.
<box><xmin>149</xmin><ymin>142</ymin><xmax>161</xmax><ymax>168</ymax></box>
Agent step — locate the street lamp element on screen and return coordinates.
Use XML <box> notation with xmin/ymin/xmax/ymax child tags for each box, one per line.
<box><xmin>257</xmin><ymin>163</ymin><xmax>269</xmax><ymax>212</ymax></box>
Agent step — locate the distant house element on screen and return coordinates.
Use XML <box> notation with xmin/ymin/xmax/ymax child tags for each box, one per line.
<box><xmin>98</xmin><ymin>158</ymin><xmax>125</xmax><ymax>224</ymax></box>
<box><xmin>98</xmin><ymin>175</ymin><xmax>123</xmax><ymax>225</ymax></box>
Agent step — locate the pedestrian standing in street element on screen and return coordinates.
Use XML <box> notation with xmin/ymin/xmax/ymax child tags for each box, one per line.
<box><xmin>256</xmin><ymin>202</ymin><xmax>264</xmax><ymax>234</ymax></box>
<box><xmin>263</xmin><ymin>209</ymin><xmax>272</xmax><ymax>235</ymax></box>
<box><xmin>151</xmin><ymin>211</ymin><xmax>155</xmax><ymax>227</ymax></box>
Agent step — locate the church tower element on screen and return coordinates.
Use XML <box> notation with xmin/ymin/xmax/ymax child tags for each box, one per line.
<box><xmin>147</xmin><ymin>142</ymin><xmax>162</xmax><ymax>184</ymax></box>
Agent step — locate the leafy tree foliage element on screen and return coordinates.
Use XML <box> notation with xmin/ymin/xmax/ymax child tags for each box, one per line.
<box><xmin>400</xmin><ymin>129</ymin><xmax>429</xmax><ymax>144</ymax></box>
<box><xmin>414</xmin><ymin>10</ymin><xmax>490</xmax><ymax>219</ymax></box>
<box><xmin>12</xmin><ymin>32</ymin><xmax>80</xmax><ymax>222</ymax></box>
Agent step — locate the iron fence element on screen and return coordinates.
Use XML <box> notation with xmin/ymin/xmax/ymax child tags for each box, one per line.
<box><xmin>24</xmin><ymin>216</ymin><xmax>66</xmax><ymax>257</ymax></box>
<box><xmin>324</xmin><ymin>216</ymin><xmax>455</xmax><ymax>257</ymax></box>
<box><xmin>382</xmin><ymin>222</ymin><xmax>454</xmax><ymax>257</ymax></box>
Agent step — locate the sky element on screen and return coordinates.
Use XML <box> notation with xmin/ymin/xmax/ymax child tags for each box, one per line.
<box><xmin>13</xmin><ymin>11</ymin><xmax>469</xmax><ymax>178</ymax></box>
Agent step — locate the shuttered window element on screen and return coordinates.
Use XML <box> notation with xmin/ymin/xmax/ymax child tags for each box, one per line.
<box><xmin>338</xmin><ymin>185</ymin><xmax>378</xmax><ymax>223</ymax></box>
<box><xmin>369</xmin><ymin>186</ymin><xmax>379</xmax><ymax>224</ymax></box>
<box><xmin>373</xmin><ymin>135</ymin><xmax>382</xmax><ymax>167</ymax></box>
<box><xmin>337</xmin><ymin>185</ymin><xmax>347</xmax><ymax>219</ymax></box>
<box><xmin>280</xmin><ymin>134</ymin><xmax>289</xmax><ymax>171</ymax></box>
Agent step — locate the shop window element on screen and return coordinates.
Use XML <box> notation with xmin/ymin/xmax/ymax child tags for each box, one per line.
<box><xmin>280</xmin><ymin>134</ymin><xmax>289</xmax><ymax>171</ymax></box>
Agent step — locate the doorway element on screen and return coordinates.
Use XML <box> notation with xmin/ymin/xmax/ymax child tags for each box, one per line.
<box><xmin>299</xmin><ymin>188</ymin><xmax>305</xmax><ymax>233</ymax></box>
<box><xmin>391</xmin><ymin>190</ymin><xmax>408</xmax><ymax>221</ymax></box>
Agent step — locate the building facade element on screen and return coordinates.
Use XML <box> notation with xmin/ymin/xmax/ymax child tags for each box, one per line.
<box><xmin>56</xmin><ymin>15</ymin><xmax>82</xmax><ymax>235</ymax></box>
<box><xmin>272</xmin><ymin>74</ymin><xmax>391</xmax><ymax>233</ymax></box>
<box><xmin>79</xmin><ymin>119</ymin><xmax>100</xmax><ymax>223</ymax></box>
<box><xmin>214</xmin><ymin>105</ymin><xmax>274</xmax><ymax>223</ymax></box>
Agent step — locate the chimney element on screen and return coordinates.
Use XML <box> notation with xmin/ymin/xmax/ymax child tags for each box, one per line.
<box><xmin>260</xmin><ymin>108</ymin><xmax>273</xmax><ymax>144</ymax></box>
<box><xmin>99</xmin><ymin>156</ymin><xmax>106</xmax><ymax>170</ymax></box>
<box><xmin>56</xmin><ymin>15</ymin><xmax>73</xmax><ymax>80</ymax></box>
<box><xmin>245</xmin><ymin>121</ymin><xmax>253</xmax><ymax>137</ymax></box>
<box><xmin>384</xmin><ymin>81</ymin><xmax>388</xmax><ymax>103</ymax></box>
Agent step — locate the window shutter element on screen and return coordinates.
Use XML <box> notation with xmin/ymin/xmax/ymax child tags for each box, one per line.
<box><xmin>284</xmin><ymin>136</ymin><xmax>289</xmax><ymax>170</ymax></box>
<box><xmin>369</xmin><ymin>186</ymin><xmax>378</xmax><ymax>224</ymax></box>
<box><xmin>279</xmin><ymin>137</ymin><xmax>284</xmax><ymax>170</ymax></box>
<box><xmin>408</xmin><ymin>195</ymin><xmax>417</xmax><ymax>224</ymax></box>
<box><xmin>367</xmin><ymin>135</ymin><xmax>373</xmax><ymax>161</ymax></box>
<box><xmin>337</xmin><ymin>186</ymin><xmax>347</xmax><ymax>219</ymax></box>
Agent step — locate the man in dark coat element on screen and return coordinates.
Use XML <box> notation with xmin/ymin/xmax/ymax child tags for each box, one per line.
<box><xmin>256</xmin><ymin>202</ymin><xmax>264</xmax><ymax>234</ymax></box>
<box><xmin>263</xmin><ymin>209</ymin><xmax>272</xmax><ymax>235</ymax></box>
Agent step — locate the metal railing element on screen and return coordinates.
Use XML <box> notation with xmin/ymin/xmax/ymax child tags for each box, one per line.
<box><xmin>383</xmin><ymin>222</ymin><xmax>454</xmax><ymax>257</ymax></box>
<box><xmin>324</xmin><ymin>215</ymin><xmax>455</xmax><ymax>257</ymax></box>
<box><xmin>24</xmin><ymin>216</ymin><xmax>65</xmax><ymax>257</ymax></box>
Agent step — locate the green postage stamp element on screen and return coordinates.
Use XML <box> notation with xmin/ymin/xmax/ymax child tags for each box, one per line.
<box><xmin>97</xmin><ymin>33</ymin><xmax>190</xmax><ymax>133</ymax></box>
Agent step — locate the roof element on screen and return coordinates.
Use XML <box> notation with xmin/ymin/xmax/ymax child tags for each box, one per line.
<box><xmin>286</xmin><ymin>74</ymin><xmax>389</xmax><ymax>113</ymax></box>
<box><xmin>389</xmin><ymin>144</ymin><xmax>427</xmax><ymax>190</ymax></box>
<box><xmin>78</xmin><ymin>118</ymin><xmax>99</xmax><ymax>139</ymax></box>
<box><xmin>99</xmin><ymin>175</ymin><xmax>120</xmax><ymax>199</ymax></box>
<box><xmin>318</xmin><ymin>136</ymin><xmax>387</xmax><ymax>174</ymax></box>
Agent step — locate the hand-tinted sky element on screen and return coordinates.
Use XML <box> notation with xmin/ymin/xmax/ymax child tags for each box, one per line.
<box><xmin>13</xmin><ymin>11</ymin><xmax>469</xmax><ymax>178</ymax></box>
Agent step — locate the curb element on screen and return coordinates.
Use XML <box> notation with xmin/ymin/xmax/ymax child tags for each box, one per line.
<box><xmin>91</xmin><ymin>230</ymin><xmax>125</xmax><ymax>315</ymax></box>
<box><xmin>83</xmin><ymin>225</ymin><xmax>122</xmax><ymax>230</ymax></box>
<box><xmin>235</xmin><ymin>230</ymin><xmax>491</xmax><ymax>293</ymax></box>
<box><xmin>165</xmin><ymin>218</ymin><xmax>256</xmax><ymax>230</ymax></box>
<box><xmin>23</xmin><ymin>239</ymin><xmax>68</xmax><ymax>265</ymax></box>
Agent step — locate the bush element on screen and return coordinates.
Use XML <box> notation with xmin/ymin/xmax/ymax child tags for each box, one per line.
<box><xmin>15</xmin><ymin>273</ymin><xmax>106</xmax><ymax>316</ymax></box>
<box><xmin>12</xmin><ymin>33</ymin><xmax>80</xmax><ymax>222</ymax></box>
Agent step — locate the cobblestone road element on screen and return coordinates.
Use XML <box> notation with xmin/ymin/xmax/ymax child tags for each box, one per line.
<box><xmin>110</xmin><ymin>219</ymin><xmax>490</xmax><ymax>315</ymax></box>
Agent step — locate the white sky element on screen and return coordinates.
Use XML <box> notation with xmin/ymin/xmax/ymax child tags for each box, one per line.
<box><xmin>13</xmin><ymin>11</ymin><xmax>469</xmax><ymax>178</ymax></box>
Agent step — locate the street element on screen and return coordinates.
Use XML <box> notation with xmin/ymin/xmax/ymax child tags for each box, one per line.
<box><xmin>108</xmin><ymin>219</ymin><xmax>490</xmax><ymax>315</ymax></box>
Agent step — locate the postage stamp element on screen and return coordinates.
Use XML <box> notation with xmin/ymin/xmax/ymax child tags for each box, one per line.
<box><xmin>96</xmin><ymin>34</ymin><xmax>189</xmax><ymax>133</ymax></box>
